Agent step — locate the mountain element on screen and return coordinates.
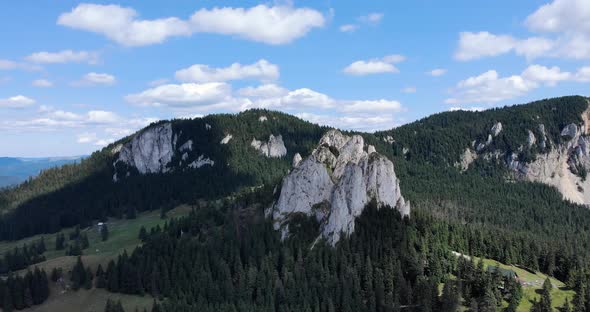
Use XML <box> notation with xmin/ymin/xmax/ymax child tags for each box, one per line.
<box><xmin>3</xmin><ymin>96</ymin><xmax>590</xmax><ymax>311</ymax></box>
<box><xmin>0</xmin><ymin>156</ymin><xmax>83</xmax><ymax>188</ymax></box>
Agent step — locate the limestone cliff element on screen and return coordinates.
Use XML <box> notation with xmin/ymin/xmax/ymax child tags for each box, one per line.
<box><xmin>271</xmin><ymin>130</ymin><xmax>409</xmax><ymax>245</ymax></box>
<box><xmin>113</xmin><ymin>123</ymin><xmax>176</xmax><ymax>180</ymax></box>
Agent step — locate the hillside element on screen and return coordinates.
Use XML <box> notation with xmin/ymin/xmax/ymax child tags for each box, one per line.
<box><xmin>2</xmin><ymin>96</ymin><xmax>590</xmax><ymax>311</ymax></box>
<box><xmin>0</xmin><ymin>157</ymin><xmax>82</xmax><ymax>188</ymax></box>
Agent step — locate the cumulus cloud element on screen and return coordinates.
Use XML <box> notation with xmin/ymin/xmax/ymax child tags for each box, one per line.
<box><xmin>359</xmin><ymin>13</ymin><xmax>384</xmax><ymax>25</ymax></box>
<box><xmin>0</xmin><ymin>95</ymin><xmax>36</xmax><ymax>108</ymax></box>
<box><xmin>525</xmin><ymin>0</ymin><xmax>590</xmax><ymax>34</ymax></box>
<box><xmin>339</xmin><ymin>24</ymin><xmax>358</xmax><ymax>33</ymax></box>
<box><xmin>446</xmin><ymin>64</ymin><xmax>590</xmax><ymax>104</ymax></box>
<box><xmin>401</xmin><ymin>87</ymin><xmax>417</xmax><ymax>93</ymax></box>
<box><xmin>340</xmin><ymin>100</ymin><xmax>404</xmax><ymax>113</ymax></box>
<box><xmin>343</xmin><ymin>54</ymin><xmax>405</xmax><ymax>76</ymax></box>
<box><xmin>295</xmin><ymin>112</ymin><xmax>398</xmax><ymax>132</ymax></box>
<box><xmin>32</xmin><ymin>79</ymin><xmax>53</xmax><ymax>87</ymax></box>
<box><xmin>0</xmin><ymin>59</ymin><xmax>41</xmax><ymax>71</ymax></box>
<box><xmin>456</xmin><ymin>0</ymin><xmax>590</xmax><ymax>60</ymax></box>
<box><xmin>237</xmin><ymin>84</ymin><xmax>288</xmax><ymax>98</ymax></box>
<box><xmin>428</xmin><ymin>68</ymin><xmax>447</xmax><ymax>76</ymax></box>
<box><xmin>26</xmin><ymin>50</ymin><xmax>99</xmax><ymax>64</ymax></box>
<box><xmin>175</xmin><ymin>59</ymin><xmax>279</xmax><ymax>83</ymax></box>
<box><xmin>189</xmin><ymin>5</ymin><xmax>325</xmax><ymax>45</ymax></box>
<box><xmin>74</xmin><ymin>72</ymin><xmax>116</xmax><ymax>86</ymax></box>
<box><xmin>57</xmin><ymin>3</ymin><xmax>325</xmax><ymax>46</ymax></box>
<box><xmin>125</xmin><ymin>82</ymin><xmax>232</xmax><ymax>108</ymax></box>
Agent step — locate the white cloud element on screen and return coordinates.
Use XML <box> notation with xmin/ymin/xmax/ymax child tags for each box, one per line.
<box><xmin>237</xmin><ymin>84</ymin><xmax>288</xmax><ymax>98</ymax></box>
<box><xmin>0</xmin><ymin>95</ymin><xmax>36</xmax><ymax>108</ymax></box>
<box><xmin>57</xmin><ymin>3</ymin><xmax>325</xmax><ymax>46</ymax></box>
<box><xmin>428</xmin><ymin>68</ymin><xmax>447</xmax><ymax>76</ymax></box>
<box><xmin>401</xmin><ymin>87</ymin><xmax>417</xmax><ymax>93</ymax></box>
<box><xmin>87</xmin><ymin>110</ymin><xmax>120</xmax><ymax>123</ymax></box>
<box><xmin>455</xmin><ymin>32</ymin><xmax>517</xmax><ymax>61</ymax></box>
<box><xmin>339</xmin><ymin>24</ymin><xmax>358</xmax><ymax>33</ymax></box>
<box><xmin>190</xmin><ymin>5</ymin><xmax>325</xmax><ymax>45</ymax></box>
<box><xmin>0</xmin><ymin>59</ymin><xmax>18</xmax><ymax>70</ymax></box>
<box><xmin>456</xmin><ymin>0</ymin><xmax>590</xmax><ymax>60</ymax></box>
<box><xmin>359</xmin><ymin>13</ymin><xmax>384</xmax><ymax>24</ymax></box>
<box><xmin>446</xmin><ymin>64</ymin><xmax>590</xmax><ymax>104</ymax></box>
<box><xmin>148</xmin><ymin>78</ymin><xmax>169</xmax><ymax>87</ymax></box>
<box><xmin>574</xmin><ymin>67</ymin><xmax>590</xmax><ymax>82</ymax></box>
<box><xmin>175</xmin><ymin>59</ymin><xmax>279</xmax><ymax>83</ymax></box>
<box><xmin>125</xmin><ymin>82</ymin><xmax>232</xmax><ymax>108</ymax></box>
<box><xmin>32</xmin><ymin>79</ymin><xmax>53</xmax><ymax>87</ymax></box>
<box><xmin>26</xmin><ymin>50</ymin><xmax>99</xmax><ymax>64</ymax></box>
<box><xmin>525</xmin><ymin>0</ymin><xmax>590</xmax><ymax>34</ymax></box>
<box><xmin>74</xmin><ymin>72</ymin><xmax>116</xmax><ymax>86</ymax></box>
<box><xmin>77</xmin><ymin>132</ymin><xmax>97</xmax><ymax>143</ymax></box>
<box><xmin>521</xmin><ymin>64</ymin><xmax>571</xmax><ymax>86</ymax></box>
<box><xmin>341</xmin><ymin>99</ymin><xmax>404</xmax><ymax>113</ymax></box>
<box><xmin>446</xmin><ymin>70</ymin><xmax>536</xmax><ymax>104</ymax></box>
<box><xmin>343</xmin><ymin>54</ymin><xmax>405</xmax><ymax>76</ymax></box>
<box><xmin>295</xmin><ymin>112</ymin><xmax>397</xmax><ymax>132</ymax></box>
<box><xmin>58</xmin><ymin>4</ymin><xmax>192</xmax><ymax>46</ymax></box>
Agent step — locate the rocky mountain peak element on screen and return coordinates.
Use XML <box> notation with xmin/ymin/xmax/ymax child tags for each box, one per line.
<box><xmin>271</xmin><ymin>129</ymin><xmax>409</xmax><ymax>245</ymax></box>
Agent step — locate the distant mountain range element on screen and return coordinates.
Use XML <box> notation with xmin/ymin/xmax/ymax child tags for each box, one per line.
<box><xmin>0</xmin><ymin>156</ymin><xmax>83</xmax><ymax>187</ymax></box>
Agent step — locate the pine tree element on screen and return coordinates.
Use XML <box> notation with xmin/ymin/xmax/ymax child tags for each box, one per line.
<box><xmin>539</xmin><ymin>278</ymin><xmax>552</xmax><ymax>312</ymax></box>
<box><xmin>101</xmin><ymin>224</ymin><xmax>109</xmax><ymax>241</ymax></box>
<box><xmin>440</xmin><ymin>282</ymin><xmax>459</xmax><ymax>312</ymax></box>
<box><xmin>85</xmin><ymin>266</ymin><xmax>94</xmax><ymax>289</ymax></box>
<box><xmin>55</xmin><ymin>233</ymin><xmax>65</xmax><ymax>250</ymax></box>
<box><xmin>563</xmin><ymin>298</ymin><xmax>572</xmax><ymax>312</ymax></box>
<box><xmin>479</xmin><ymin>285</ymin><xmax>497</xmax><ymax>312</ymax></box>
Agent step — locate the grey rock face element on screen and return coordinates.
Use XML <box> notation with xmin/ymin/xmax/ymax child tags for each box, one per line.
<box><xmin>292</xmin><ymin>153</ymin><xmax>302</xmax><ymax>168</ymax></box>
<box><xmin>220</xmin><ymin>134</ymin><xmax>233</xmax><ymax>144</ymax></box>
<box><xmin>491</xmin><ymin>122</ymin><xmax>503</xmax><ymax>137</ymax></box>
<box><xmin>527</xmin><ymin>130</ymin><xmax>536</xmax><ymax>147</ymax></box>
<box><xmin>114</xmin><ymin>123</ymin><xmax>176</xmax><ymax>178</ymax></box>
<box><xmin>188</xmin><ymin>155</ymin><xmax>214</xmax><ymax>168</ymax></box>
<box><xmin>251</xmin><ymin>134</ymin><xmax>287</xmax><ymax>158</ymax></box>
<box><xmin>179</xmin><ymin>140</ymin><xmax>193</xmax><ymax>152</ymax></box>
<box><xmin>561</xmin><ymin>123</ymin><xmax>578</xmax><ymax>138</ymax></box>
<box><xmin>272</xmin><ymin>129</ymin><xmax>409</xmax><ymax>245</ymax></box>
<box><xmin>259</xmin><ymin>116</ymin><xmax>268</xmax><ymax>122</ymax></box>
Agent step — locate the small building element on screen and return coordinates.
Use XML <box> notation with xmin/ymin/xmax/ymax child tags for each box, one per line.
<box><xmin>97</xmin><ymin>222</ymin><xmax>107</xmax><ymax>232</ymax></box>
<box><xmin>487</xmin><ymin>266</ymin><xmax>518</xmax><ymax>280</ymax></box>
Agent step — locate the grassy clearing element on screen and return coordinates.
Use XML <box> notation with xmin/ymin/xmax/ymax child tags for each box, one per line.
<box><xmin>0</xmin><ymin>205</ymin><xmax>192</xmax><ymax>262</ymax></box>
<box><xmin>1</xmin><ymin>205</ymin><xmax>192</xmax><ymax>312</ymax></box>
<box><xmin>472</xmin><ymin>256</ymin><xmax>575</xmax><ymax>311</ymax></box>
<box><xmin>26</xmin><ymin>284</ymin><xmax>153</xmax><ymax>312</ymax></box>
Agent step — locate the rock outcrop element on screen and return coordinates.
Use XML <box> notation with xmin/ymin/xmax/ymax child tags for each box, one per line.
<box><xmin>505</xmin><ymin>104</ymin><xmax>590</xmax><ymax>205</ymax></box>
<box><xmin>491</xmin><ymin>122</ymin><xmax>503</xmax><ymax>137</ymax></box>
<box><xmin>114</xmin><ymin>123</ymin><xmax>176</xmax><ymax>180</ymax></box>
<box><xmin>220</xmin><ymin>134</ymin><xmax>233</xmax><ymax>144</ymax></box>
<box><xmin>188</xmin><ymin>155</ymin><xmax>214</xmax><ymax>169</ymax></box>
<box><xmin>251</xmin><ymin>134</ymin><xmax>287</xmax><ymax>158</ymax></box>
<box><xmin>271</xmin><ymin>130</ymin><xmax>409</xmax><ymax>245</ymax></box>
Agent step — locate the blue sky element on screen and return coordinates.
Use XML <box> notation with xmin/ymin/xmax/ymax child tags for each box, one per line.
<box><xmin>1</xmin><ymin>0</ymin><xmax>589</xmax><ymax>157</ymax></box>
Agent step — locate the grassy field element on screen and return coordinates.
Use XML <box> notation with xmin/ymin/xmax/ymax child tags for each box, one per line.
<box><xmin>469</xmin><ymin>255</ymin><xmax>575</xmax><ymax>311</ymax></box>
<box><xmin>0</xmin><ymin>205</ymin><xmax>192</xmax><ymax>312</ymax></box>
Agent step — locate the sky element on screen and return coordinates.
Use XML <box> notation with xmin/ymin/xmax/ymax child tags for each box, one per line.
<box><xmin>1</xmin><ymin>0</ymin><xmax>590</xmax><ymax>157</ymax></box>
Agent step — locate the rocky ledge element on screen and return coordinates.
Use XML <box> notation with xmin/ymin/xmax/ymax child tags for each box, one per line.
<box><xmin>270</xmin><ymin>130</ymin><xmax>409</xmax><ymax>245</ymax></box>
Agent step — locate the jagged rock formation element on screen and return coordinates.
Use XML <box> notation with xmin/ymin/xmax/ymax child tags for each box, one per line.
<box><xmin>527</xmin><ymin>130</ymin><xmax>536</xmax><ymax>147</ymax></box>
<box><xmin>271</xmin><ymin>130</ymin><xmax>409</xmax><ymax>244</ymax></box>
<box><xmin>292</xmin><ymin>153</ymin><xmax>302</xmax><ymax>168</ymax></box>
<box><xmin>188</xmin><ymin>155</ymin><xmax>214</xmax><ymax>168</ymax></box>
<box><xmin>259</xmin><ymin>116</ymin><xmax>268</xmax><ymax>122</ymax></box>
<box><xmin>491</xmin><ymin>122</ymin><xmax>503</xmax><ymax>137</ymax></box>
<box><xmin>114</xmin><ymin>123</ymin><xmax>176</xmax><ymax>180</ymax></box>
<box><xmin>220</xmin><ymin>134</ymin><xmax>233</xmax><ymax>144</ymax></box>
<box><xmin>474</xmin><ymin>104</ymin><xmax>590</xmax><ymax>206</ymax></box>
<box><xmin>251</xmin><ymin>135</ymin><xmax>287</xmax><ymax>158</ymax></box>
<box><xmin>456</xmin><ymin>148</ymin><xmax>478</xmax><ymax>171</ymax></box>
